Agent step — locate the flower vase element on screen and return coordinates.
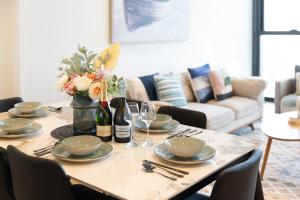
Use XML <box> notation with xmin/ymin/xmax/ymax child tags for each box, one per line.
<box><xmin>71</xmin><ymin>94</ymin><xmax>97</xmax><ymax>135</ymax></box>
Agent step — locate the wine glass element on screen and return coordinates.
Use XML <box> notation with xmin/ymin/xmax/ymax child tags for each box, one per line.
<box><xmin>140</xmin><ymin>102</ymin><xmax>156</xmax><ymax>147</ymax></box>
<box><xmin>125</xmin><ymin>102</ymin><xmax>140</xmax><ymax>148</ymax></box>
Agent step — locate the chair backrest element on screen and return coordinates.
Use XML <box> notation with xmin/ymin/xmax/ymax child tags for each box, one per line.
<box><xmin>158</xmin><ymin>106</ymin><xmax>207</xmax><ymax>129</ymax></box>
<box><xmin>210</xmin><ymin>149</ymin><xmax>263</xmax><ymax>200</ymax></box>
<box><xmin>0</xmin><ymin>97</ymin><xmax>23</xmax><ymax>113</ymax></box>
<box><xmin>0</xmin><ymin>147</ymin><xmax>14</xmax><ymax>200</ymax></box>
<box><xmin>7</xmin><ymin>145</ymin><xmax>74</xmax><ymax>200</ymax></box>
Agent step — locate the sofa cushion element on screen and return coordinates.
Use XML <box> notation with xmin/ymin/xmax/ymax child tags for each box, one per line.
<box><xmin>209</xmin><ymin>68</ymin><xmax>233</xmax><ymax>101</ymax></box>
<box><xmin>207</xmin><ymin>96</ymin><xmax>258</xmax><ymax>119</ymax></box>
<box><xmin>126</xmin><ymin>78</ymin><xmax>149</xmax><ymax>101</ymax></box>
<box><xmin>179</xmin><ymin>72</ymin><xmax>196</xmax><ymax>102</ymax></box>
<box><xmin>138</xmin><ymin>73</ymin><xmax>159</xmax><ymax>100</ymax></box>
<box><xmin>187</xmin><ymin>64</ymin><xmax>214</xmax><ymax>103</ymax></box>
<box><xmin>184</xmin><ymin>102</ymin><xmax>235</xmax><ymax>130</ymax></box>
<box><xmin>154</xmin><ymin>74</ymin><xmax>187</xmax><ymax>107</ymax></box>
<box><xmin>280</xmin><ymin>94</ymin><xmax>299</xmax><ymax>113</ymax></box>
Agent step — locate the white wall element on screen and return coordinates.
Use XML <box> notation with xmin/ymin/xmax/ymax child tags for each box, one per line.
<box><xmin>0</xmin><ymin>0</ymin><xmax>20</xmax><ymax>99</ymax></box>
<box><xmin>18</xmin><ymin>0</ymin><xmax>252</xmax><ymax>103</ymax></box>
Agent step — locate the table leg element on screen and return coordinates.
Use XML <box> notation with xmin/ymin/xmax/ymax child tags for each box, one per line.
<box><xmin>260</xmin><ymin>137</ymin><xmax>272</xmax><ymax>179</ymax></box>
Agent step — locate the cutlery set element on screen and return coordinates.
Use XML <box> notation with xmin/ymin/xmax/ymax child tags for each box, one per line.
<box><xmin>142</xmin><ymin>160</ymin><xmax>189</xmax><ymax>181</ymax></box>
<box><xmin>33</xmin><ymin>141</ymin><xmax>61</xmax><ymax>156</ymax></box>
<box><xmin>166</xmin><ymin>128</ymin><xmax>203</xmax><ymax>140</ymax></box>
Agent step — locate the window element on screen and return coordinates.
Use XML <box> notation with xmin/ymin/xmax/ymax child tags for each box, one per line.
<box><xmin>253</xmin><ymin>0</ymin><xmax>300</xmax><ymax>99</ymax></box>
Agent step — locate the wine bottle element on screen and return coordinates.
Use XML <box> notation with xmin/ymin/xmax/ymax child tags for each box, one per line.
<box><xmin>114</xmin><ymin>80</ymin><xmax>131</xmax><ymax>143</ymax></box>
<box><xmin>96</xmin><ymin>80</ymin><xmax>112</xmax><ymax>142</ymax></box>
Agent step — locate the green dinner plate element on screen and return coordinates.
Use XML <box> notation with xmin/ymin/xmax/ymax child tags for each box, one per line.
<box><xmin>8</xmin><ymin>107</ymin><xmax>47</xmax><ymax>118</ymax></box>
<box><xmin>154</xmin><ymin>143</ymin><xmax>216</xmax><ymax>164</ymax></box>
<box><xmin>51</xmin><ymin>142</ymin><xmax>113</xmax><ymax>163</ymax></box>
<box><xmin>134</xmin><ymin>119</ymin><xmax>180</xmax><ymax>133</ymax></box>
<box><xmin>0</xmin><ymin>122</ymin><xmax>42</xmax><ymax>138</ymax></box>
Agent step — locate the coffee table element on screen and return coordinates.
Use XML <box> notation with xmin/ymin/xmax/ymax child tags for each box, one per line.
<box><xmin>260</xmin><ymin>111</ymin><xmax>300</xmax><ymax>179</ymax></box>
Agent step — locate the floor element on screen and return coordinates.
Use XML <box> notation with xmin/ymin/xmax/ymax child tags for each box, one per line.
<box><xmin>202</xmin><ymin>102</ymin><xmax>300</xmax><ymax>200</ymax></box>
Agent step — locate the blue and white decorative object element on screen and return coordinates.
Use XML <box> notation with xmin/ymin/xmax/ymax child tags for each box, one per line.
<box><xmin>188</xmin><ymin>64</ymin><xmax>214</xmax><ymax>103</ymax></box>
<box><xmin>112</xmin><ymin>0</ymin><xmax>189</xmax><ymax>42</ymax></box>
<box><xmin>154</xmin><ymin>73</ymin><xmax>187</xmax><ymax>107</ymax></box>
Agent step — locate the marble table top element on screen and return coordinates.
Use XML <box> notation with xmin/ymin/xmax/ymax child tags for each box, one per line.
<box><xmin>0</xmin><ymin>101</ymin><xmax>260</xmax><ymax>200</ymax></box>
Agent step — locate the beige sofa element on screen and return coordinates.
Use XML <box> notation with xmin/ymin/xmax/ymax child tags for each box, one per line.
<box><xmin>126</xmin><ymin>73</ymin><xmax>267</xmax><ymax>133</ymax></box>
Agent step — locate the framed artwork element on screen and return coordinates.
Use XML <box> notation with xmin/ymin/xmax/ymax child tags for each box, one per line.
<box><xmin>112</xmin><ymin>0</ymin><xmax>189</xmax><ymax>43</ymax></box>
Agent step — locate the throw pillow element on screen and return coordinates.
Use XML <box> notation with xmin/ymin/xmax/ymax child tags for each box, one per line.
<box><xmin>295</xmin><ymin>72</ymin><xmax>300</xmax><ymax>95</ymax></box>
<box><xmin>154</xmin><ymin>74</ymin><xmax>187</xmax><ymax>107</ymax></box>
<box><xmin>292</xmin><ymin>65</ymin><xmax>300</xmax><ymax>93</ymax></box>
<box><xmin>187</xmin><ymin>64</ymin><xmax>214</xmax><ymax>103</ymax></box>
<box><xmin>126</xmin><ymin>78</ymin><xmax>150</xmax><ymax>101</ymax></box>
<box><xmin>138</xmin><ymin>73</ymin><xmax>159</xmax><ymax>101</ymax></box>
<box><xmin>209</xmin><ymin>68</ymin><xmax>233</xmax><ymax>101</ymax></box>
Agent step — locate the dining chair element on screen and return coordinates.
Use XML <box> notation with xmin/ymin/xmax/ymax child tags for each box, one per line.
<box><xmin>0</xmin><ymin>97</ymin><xmax>23</xmax><ymax>113</ymax></box>
<box><xmin>0</xmin><ymin>147</ymin><xmax>15</xmax><ymax>200</ymax></box>
<box><xmin>185</xmin><ymin>149</ymin><xmax>263</xmax><ymax>200</ymax></box>
<box><xmin>158</xmin><ymin>106</ymin><xmax>207</xmax><ymax>129</ymax></box>
<box><xmin>110</xmin><ymin>97</ymin><xmax>142</xmax><ymax>109</ymax></box>
<box><xmin>7</xmin><ymin>145</ymin><xmax>116</xmax><ymax>200</ymax></box>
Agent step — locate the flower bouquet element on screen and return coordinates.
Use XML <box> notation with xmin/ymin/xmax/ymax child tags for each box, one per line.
<box><xmin>57</xmin><ymin>43</ymin><xmax>122</xmax><ymax>135</ymax></box>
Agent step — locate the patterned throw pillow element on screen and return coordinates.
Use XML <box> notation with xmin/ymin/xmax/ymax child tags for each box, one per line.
<box><xmin>209</xmin><ymin>68</ymin><xmax>233</xmax><ymax>101</ymax></box>
<box><xmin>154</xmin><ymin>74</ymin><xmax>187</xmax><ymax>107</ymax></box>
<box><xmin>187</xmin><ymin>64</ymin><xmax>214</xmax><ymax>103</ymax></box>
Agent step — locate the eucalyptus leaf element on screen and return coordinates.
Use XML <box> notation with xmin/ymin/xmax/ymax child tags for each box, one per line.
<box><xmin>87</xmin><ymin>53</ymin><xmax>97</xmax><ymax>65</ymax></box>
<box><xmin>73</xmin><ymin>53</ymin><xmax>85</xmax><ymax>61</ymax></box>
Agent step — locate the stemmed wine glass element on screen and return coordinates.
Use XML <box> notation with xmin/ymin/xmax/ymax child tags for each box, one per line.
<box><xmin>125</xmin><ymin>102</ymin><xmax>140</xmax><ymax>148</ymax></box>
<box><xmin>140</xmin><ymin>102</ymin><xmax>156</xmax><ymax>147</ymax></box>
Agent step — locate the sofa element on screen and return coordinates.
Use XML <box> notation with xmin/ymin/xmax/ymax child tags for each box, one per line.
<box><xmin>126</xmin><ymin>72</ymin><xmax>267</xmax><ymax>133</ymax></box>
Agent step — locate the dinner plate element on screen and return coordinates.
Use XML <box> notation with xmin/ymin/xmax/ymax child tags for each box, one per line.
<box><xmin>8</xmin><ymin>107</ymin><xmax>47</xmax><ymax>118</ymax></box>
<box><xmin>154</xmin><ymin>143</ymin><xmax>216</xmax><ymax>164</ymax></box>
<box><xmin>0</xmin><ymin>122</ymin><xmax>42</xmax><ymax>138</ymax></box>
<box><xmin>134</xmin><ymin>119</ymin><xmax>180</xmax><ymax>133</ymax></box>
<box><xmin>51</xmin><ymin>142</ymin><xmax>113</xmax><ymax>162</ymax></box>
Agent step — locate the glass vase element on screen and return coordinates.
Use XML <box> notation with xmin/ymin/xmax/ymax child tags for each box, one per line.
<box><xmin>71</xmin><ymin>94</ymin><xmax>97</xmax><ymax>136</ymax></box>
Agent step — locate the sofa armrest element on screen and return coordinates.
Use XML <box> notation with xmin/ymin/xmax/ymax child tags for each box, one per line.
<box><xmin>275</xmin><ymin>78</ymin><xmax>293</xmax><ymax>113</ymax></box>
<box><xmin>231</xmin><ymin>76</ymin><xmax>267</xmax><ymax>100</ymax></box>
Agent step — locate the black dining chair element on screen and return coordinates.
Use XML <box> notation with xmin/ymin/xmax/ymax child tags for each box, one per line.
<box><xmin>158</xmin><ymin>106</ymin><xmax>207</xmax><ymax>129</ymax></box>
<box><xmin>0</xmin><ymin>147</ymin><xmax>15</xmax><ymax>200</ymax></box>
<box><xmin>0</xmin><ymin>97</ymin><xmax>23</xmax><ymax>113</ymax></box>
<box><xmin>185</xmin><ymin>149</ymin><xmax>263</xmax><ymax>200</ymax></box>
<box><xmin>7</xmin><ymin>145</ymin><xmax>116</xmax><ymax>200</ymax></box>
<box><xmin>110</xmin><ymin>97</ymin><xmax>142</xmax><ymax>109</ymax></box>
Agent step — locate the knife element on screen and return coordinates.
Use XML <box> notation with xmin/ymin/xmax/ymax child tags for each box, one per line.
<box><xmin>143</xmin><ymin>160</ymin><xmax>189</xmax><ymax>175</ymax></box>
<box><xmin>165</xmin><ymin>128</ymin><xmax>191</xmax><ymax>140</ymax></box>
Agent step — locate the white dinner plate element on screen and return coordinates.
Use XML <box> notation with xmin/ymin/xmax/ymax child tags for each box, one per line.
<box><xmin>134</xmin><ymin>119</ymin><xmax>180</xmax><ymax>133</ymax></box>
<box><xmin>8</xmin><ymin>107</ymin><xmax>47</xmax><ymax>118</ymax></box>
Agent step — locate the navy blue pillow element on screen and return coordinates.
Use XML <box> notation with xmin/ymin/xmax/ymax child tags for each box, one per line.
<box><xmin>138</xmin><ymin>73</ymin><xmax>159</xmax><ymax>100</ymax></box>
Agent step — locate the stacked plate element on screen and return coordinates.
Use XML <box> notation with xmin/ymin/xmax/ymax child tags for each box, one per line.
<box><xmin>0</xmin><ymin>118</ymin><xmax>42</xmax><ymax>138</ymax></box>
<box><xmin>134</xmin><ymin>114</ymin><xmax>180</xmax><ymax>133</ymax></box>
<box><xmin>8</xmin><ymin>102</ymin><xmax>47</xmax><ymax>118</ymax></box>
<box><xmin>51</xmin><ymin>135</ymin><xmax>113</xmax><ymax>162</ymax></box>
<box><xmin>154</xmin><ymin>137</ymin><xmax>216</xmax><ymax>164</ymax></box>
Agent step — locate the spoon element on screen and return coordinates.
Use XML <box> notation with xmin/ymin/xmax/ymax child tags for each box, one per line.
<box><xmin>142</xmin><ymin>163</ymin><xmax>177</xmax><ymax>181</ymax></box>
<box><xmin>142</xmin><ymin>162</ymin><xmax>184</xmax><ymax>178</ymax></box>
<box><xmin>47</xmin><ymin>106</ymin><xmax>63</xmax><ymax>112</ymax></box>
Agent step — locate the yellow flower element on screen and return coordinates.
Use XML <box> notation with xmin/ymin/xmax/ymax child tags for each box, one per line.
<box><xmin>100</xmin><ymin>43</ymin><xmax>120</xmax><ymax>71</ymax></box>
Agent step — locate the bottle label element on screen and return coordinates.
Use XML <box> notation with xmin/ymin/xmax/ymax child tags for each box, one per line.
<box><xmin>97</xmin><ymin>125</ymin><xmax>112</xmax><ymax>137</ymax></box>
<box><xmin>115</xmin><ymin>125</ymin><xmax>130</xmax><ymax>138</ymax></box>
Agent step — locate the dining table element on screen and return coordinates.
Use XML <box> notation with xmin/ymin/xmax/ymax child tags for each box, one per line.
<box><xmin>0</xmin><ymin>101</ymin><xmax>261</xmax><ymax>200</ymax></box>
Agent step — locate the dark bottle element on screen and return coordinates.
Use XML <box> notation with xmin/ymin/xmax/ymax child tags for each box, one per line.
<box><xmin>96</xmin><ymin>80</ymin><xmax>112</xmax><ymax>142</ymax></box>
<box><xmin>114</xmin><ymin>80</ymin><xmax>131</xmax><ymax>143</ymax></box>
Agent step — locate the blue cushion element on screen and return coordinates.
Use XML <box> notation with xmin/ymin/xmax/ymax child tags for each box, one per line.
<box><xmin>138</xmin><ymin>73</ymin><xmax>159</xmax><ymax>100</ymax></box>
<box><xmin>154</xmin><ymin>74</ymin><xmax>187</xmax><ymax>107</ymax></box>
<box><xmin>188</xmin><ymin>64</ymin><xmax>214</xmax><ymax>103</ymax></box>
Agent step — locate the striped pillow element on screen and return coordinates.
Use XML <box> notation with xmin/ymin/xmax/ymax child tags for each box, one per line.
<box><xmin>188</xmin><ymin>64</ymin><xmax>214</xmax><ymax>103</ymax></box>
<box><xmin>209</xmin><ymin>68</ymin><xmax>233</xmax><ymax>101</ymax></box>
<box><xmin>154</xmin><ymin>74</ymin><xmax>187</xmax><ymax>107</ymax></box>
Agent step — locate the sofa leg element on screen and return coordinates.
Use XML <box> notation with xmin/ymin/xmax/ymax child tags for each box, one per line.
<box><xmin>249</xmin><ymin>123</ymin><xmax>255</xmax><ymax>131</ymax></box>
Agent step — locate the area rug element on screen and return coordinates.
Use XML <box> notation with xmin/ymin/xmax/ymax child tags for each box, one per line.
<box><xmin>201</xmin><ymin>123</ymin><xmax>300</xmax><ymax>200</ymax></box>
